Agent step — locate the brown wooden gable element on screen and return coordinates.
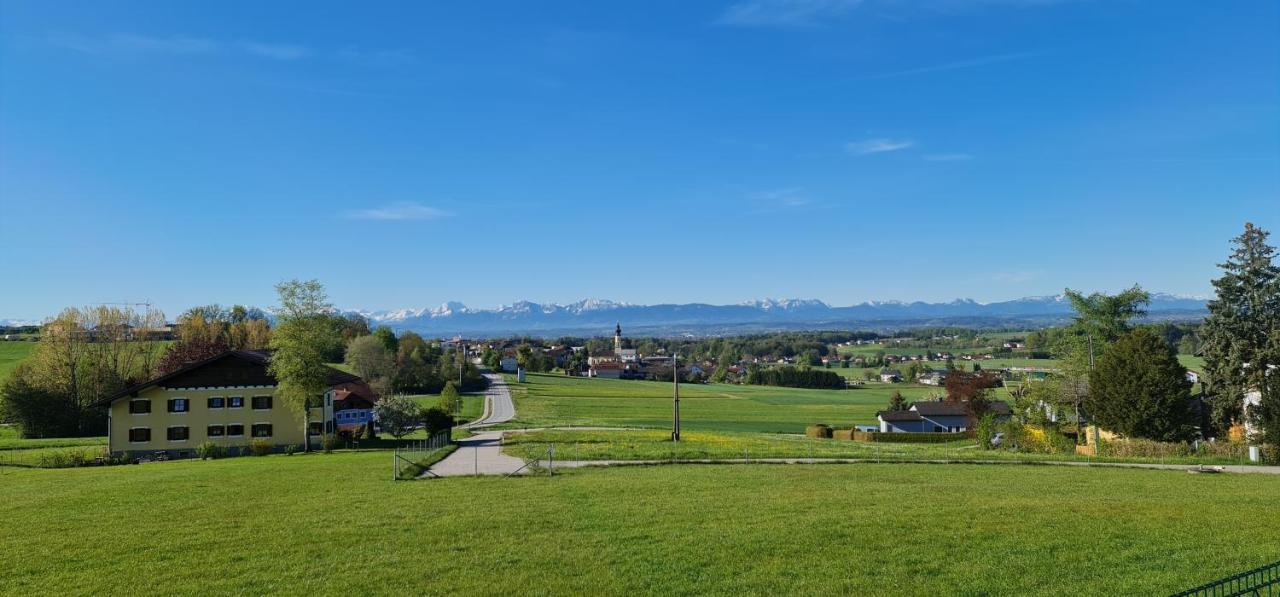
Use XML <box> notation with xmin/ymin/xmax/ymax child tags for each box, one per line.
<box><xmin>161</xmin><ymin>353</ymin><xmax>276</xmax><ymax>389</ymax></box>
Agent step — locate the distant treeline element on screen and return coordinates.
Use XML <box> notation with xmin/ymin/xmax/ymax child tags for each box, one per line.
<box><xmin>746</xmin><ymin>365</ymin><xmax>845</xmax><ymax>390</ymax></box>
<box><xmin>495</xmin><ymin>331</ymin><xmax>883</xmax><ymax>363</ymax></box>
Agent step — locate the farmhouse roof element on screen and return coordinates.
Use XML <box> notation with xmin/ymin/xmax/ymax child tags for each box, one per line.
<box><xmin>331</xmin><ymin>380</ymin><xmax>379</xmax><ymax>407</ymax></box>
<box><xmin>96</xmin><ymin>349</ymin><xmax>361</xmax><ymax>407</ymax></box>
<box><xmin>910</xmin><ymin>400</ymin><xmax>1011</xmax><ymax>417</ymax></box>
<box><xmin>877</xmin><ymin>410</ymin><xmax>923</xmax><ymax>422</ymax></box>
<box><xmin>879</xmin><ymin>368</ymin><xmax>902</xmax><ymax>376</ymax></box>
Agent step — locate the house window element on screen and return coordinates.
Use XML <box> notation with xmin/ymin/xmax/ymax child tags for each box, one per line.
<box><xmin>128</xmin><ymin>400</ymin><xmax>151</xmax><ymax>414</ymax></box>
<box><xmin>207</xmin><ymin>397</ymin><xmax>225</xmax><ymax>409</ymax></box>
<box><xmin>226</xmin><ymin>424</ymin><xmax>245</xmax><ymax>437</ymax></box>
<box><xmin>934</xmin><ymin>425</ymin><xmax>945</xmax><ymax>433</ymax></box>
<box><xmin>167</xmin><ymin>426</ymin><xmax>190</xmax><ymax>441</ymax></box>
<box><xmin>251</xmin><ymin>424</ymin><xmax>272</xmax><ymax>438</ymax></box>
<box><xmin>128</xmin><ymin>428</ymin><xmax>151</xmax><ymax>443</ymax></box>
<box><xmin>228</xmin><ymin>396</ymin><xmax>244</xmax><ymax>408</ymax></box>
<box><xmin>309</xmin><ymin>422</ymin><xmax>324</xmax><ymax>436</ymax></box>
<box><xmin>251</xmin><ymin>395</ymin><xmax>272</xmax><ymax>410</ymax></box>
<box><xmin>207</xmin><ymin>425</ymin><xmax>225</xmax><ymax>438</ymax></box>
<box><xmin>168</xmin><ymin>398</ymin><xmax>189</xmax><ymax>413</ymax></box>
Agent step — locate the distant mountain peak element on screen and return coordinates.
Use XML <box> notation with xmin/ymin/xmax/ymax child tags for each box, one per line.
<box><xmin>741</xmin><ymin>298</ymin><xmax>829</xmax><ymax>310</ymax></box>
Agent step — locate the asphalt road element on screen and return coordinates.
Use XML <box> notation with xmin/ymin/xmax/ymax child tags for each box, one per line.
<box><xmin>466</xmin><ymin>373</ymin><xmax>515</xmax><ymax>428</ymax></box>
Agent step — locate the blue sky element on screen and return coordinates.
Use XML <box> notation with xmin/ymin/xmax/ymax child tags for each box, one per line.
<box><xmin>1</xmin><ymin>0</ymin><xmax>1277</xmax><ymax>319</ymax></box>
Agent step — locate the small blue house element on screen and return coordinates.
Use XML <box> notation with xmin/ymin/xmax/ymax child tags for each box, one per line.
<box><xmin>877</xmin><ymin>400</ymin><xmax>1011</xmax><ymax>433</ymax></box>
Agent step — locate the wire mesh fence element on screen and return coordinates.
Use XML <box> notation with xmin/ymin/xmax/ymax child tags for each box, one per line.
<box><xmin>1170</xmin><ymin>559</ymin><xmax>1280</xmax><ymax>597</ymax></box>
<box><xmin>392</xmin><ymin>430</ymin><xmax>451</xmax><ymax>480</ymax></box>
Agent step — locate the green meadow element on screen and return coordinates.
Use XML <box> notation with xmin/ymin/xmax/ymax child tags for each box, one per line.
<box><xmin>0</xmin><ymin>341</ymin><xmax>36</xmax><ymax>385</ymax></box>
<box><xmin>2</xmin><ymin>451</ymin><xmax>1276</xmax><ymax>595</ymax></box>
<box><xmin>502</xmin><ymin>373</ymin><xmax>945</xmax><ymax>432</ymax></box>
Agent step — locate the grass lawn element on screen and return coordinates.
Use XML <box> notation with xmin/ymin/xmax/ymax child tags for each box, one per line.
<box><xmin>1</xmin><ymin>453</ymin><xmax>1276</xmax><ymax>594</ymax></box>
<box><xmin>408</xmin><ymin>394</ymin><xmax>485</xmax><ymax>424</ymax></box>
<box><xmin>502</xmin><ymin>373</ymin><xmax>944</xmax><ymax>432</ymax></box>
<box><xmin>1179</xmin><ymin>354</ymin><xmax>1206</xmax><ymax>372</ymax></box>
<box><xmin>0</xmin><ymin>341</ymin><xmax>36</xmax><ymax>385</ymax></box>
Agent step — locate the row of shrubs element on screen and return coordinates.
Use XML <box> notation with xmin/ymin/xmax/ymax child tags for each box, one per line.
<box><xmin>805</xmin><ymin>424</ymin><xmax>970</xmax><ymax>444</ymax></box>
<box><xmin>195</xmin><ymin>435</ymin><xmax>347</xmax><ymax>460</ymax></box>
<box><xmin>979</xmin><ymin>417</ymin><xmax>1280</xmax><ymax>463</ymax></box>
<box><xmin>1096</xmin><ymin>436</ymin><xmax>1275</xmax><ymax>462</ymax></box>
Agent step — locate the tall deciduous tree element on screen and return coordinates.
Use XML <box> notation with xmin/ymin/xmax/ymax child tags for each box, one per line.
<box><xmin>344</xmin><ymin>335</ymin><xmax>395</xmax><ymax>398</ymax></box>
<box><xmin>1200</xmin><ymin>223</ymin><xmax>1280</xmax><ymax>436</ymax></box>
<box><xmin>372</xmin><ymin>326</ymin><xmax>399</xmax><ymax>354</ymax></box>
<box><xmin>438</xmin><ymin>381</ymin><xmax>460</xmax><ymax>414</ymax></box>
<box><xmin>268</xmin><ymin>280</ymin><xmax>337</xmax><ymax>453</ymax></box>
<box><xmin>1087</xmin><ymin>328</ymin><xmax>1192</xmax><ymax>442</ymax></box>
<box><xmin>1</xmin><ymin>305</ymin><xmax>166</xmax><ymax>437</ymax></box>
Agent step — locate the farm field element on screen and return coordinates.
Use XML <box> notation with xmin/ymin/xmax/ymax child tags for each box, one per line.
<box><xmin>502</xmin><ymin>373</ymin><xmax>943</xmax><ymax>432</ymax></box>
<box><xmin>0</xmin><ymin>341</ymin><xmax>36</xmax><ymax>385</ymax></box>
<box><xmin>2</xmin><ymin>452</ymin><xmax>1277</xmax><ymax>595</ymax></box>
<box><xmin>501</xmin><ymin>429</ymin><xmax>1256</xmax><ymax>466</ymax></box>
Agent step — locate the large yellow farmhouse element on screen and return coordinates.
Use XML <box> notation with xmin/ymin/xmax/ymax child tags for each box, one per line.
<box><xmin>98</xmin><ymin>350</ymin><xmax>377</xmax><ymax>458</ymax></box>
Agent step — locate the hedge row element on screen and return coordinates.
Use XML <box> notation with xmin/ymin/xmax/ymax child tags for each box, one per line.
<box><xmin>819</xmin><ymin>430</ymin><xmax>970</xmax><ymax>443</ymax></box>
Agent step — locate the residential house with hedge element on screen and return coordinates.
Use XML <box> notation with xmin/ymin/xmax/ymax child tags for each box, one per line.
<box><xmin>877</xmin><ymin>400</ymin><xmax>1012</xmax><ymax>433</ymax></box>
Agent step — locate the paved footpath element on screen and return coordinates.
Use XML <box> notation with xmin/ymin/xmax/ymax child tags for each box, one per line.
<box><xmin>426</xmin><ymin>431</ymin><xmax>526</xmax><ymax>477</ymax></box>
<box><xmin>466</xmin><ymin>373</ymin><xmax>515</xmax><ymax>428</ymax></box>
<box><xmin>426</xmin><ymin>373</ymin><xmax>524</xmax><ymax>477</ymax></box>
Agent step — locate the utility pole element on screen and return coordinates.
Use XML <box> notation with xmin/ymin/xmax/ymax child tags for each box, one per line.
<box><xmin>672</xmin><ymin>351</ymin><xmax>681</xmax><ymax>442</ymax></box>
<box><xmin>1088</xmin><ymin>334</ymin><xmax>1099</xmax><ymax>452</ymax></box>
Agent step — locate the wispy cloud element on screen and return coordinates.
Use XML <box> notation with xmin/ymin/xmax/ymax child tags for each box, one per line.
<box><xmin>741</xmin><ymin>188</ymin><xmax>821</xmax><ymax>215</ymax></box>
<box><xmin>846</xmin><ymin>138</ymin><xmax>914</xmax><ymax>155</ymax></box>
<box><xmin>716</xmin><ymin>0</ymin><xmax>1079</xmax><ymax>28</ymax></box>
<box><xmin>923</xmin><ymin>153</ymin><xmax>974</xmax><ymax>161</ymax></box>
<box><xmin>716</xmin><ymin>0</ymin><xmax>864</xmax><ymax>28</ymax></box>
<box><xmin>238</xmin><ymin>41</ymin><xmax>309</xmax><ymax>60</ymax></box>
<box><xmin>752</xmin><ymin>187</ymin><xmax>812</xmax><ymax>207</ymax></box>
<box><xmin>854</xmin><ymin>52</ymin><xmax>1035</xmax><ymax>81</ymax></box>
<box><xmin>47</xmin><ymin>33</ymin><xmax>309</xmax><ymax>60</ymax></box>
<box><xmin>338</xmin><ymin>47</ymin><xmax>416</xmax><ymax>67</ymax></box>
<box><xmin>345</xmin><ymin>202</ymin><xmax>450</xmax><ymax>221</ymax></box>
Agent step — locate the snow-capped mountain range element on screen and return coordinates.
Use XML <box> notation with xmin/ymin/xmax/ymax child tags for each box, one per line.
<box><xmin>348</xmin><ymin>293</ymin><xmax>1208</xmax><ymax>337</ymax></box>
<box><xmin>2</xmin><ymin>294</ymin><xmax>1208</xmax><ymax>336</ymax></box>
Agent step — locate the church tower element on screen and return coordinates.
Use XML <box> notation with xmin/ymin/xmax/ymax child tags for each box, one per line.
<box><xmin>614</xmin><ymin>323</ymin><xmax>622</xmax><ymax>354</ymax></box>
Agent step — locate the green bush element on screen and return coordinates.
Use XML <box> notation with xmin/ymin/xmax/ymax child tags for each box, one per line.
<box><xmin>423</xmin><ymin>407</ymin><xmax>456</xmax><ymax>435</ymax></box>
<box><xmin>38</xmin><ymin>450</ymin><xmax>71</xmax><ymax>468</ymax></box>
<box><xmin>284</xmin><ymin>444</ymin><xmax>298</xmax><ymax>456</ymax></box>
<box><xmin>196</xmin><ymin>441</ymin><xmax>225</xmax><ymax>460</ymax></box>
<box><xmin>805</xmin><ymin>424</ymin><xmax>832</xmax><ymax>439</ymax></box>
<box><xmin>249</xmin><ymin>439</ymin><xmax>273</xmax><ymax>456</ymax></box>
<box><xmin>322</xmin><ymin>434</ymin><xmax>340</xmax><ymax>453</ymax></box>
<box><xmin>1262</xmin><ymin>444</ymin><xmax>1279</xmax><ymax>465</ymax></box>
<box><xmin>975</xmin><ymin>414</ymin><xmax>998</xmax><ymax>450</ymax></box>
